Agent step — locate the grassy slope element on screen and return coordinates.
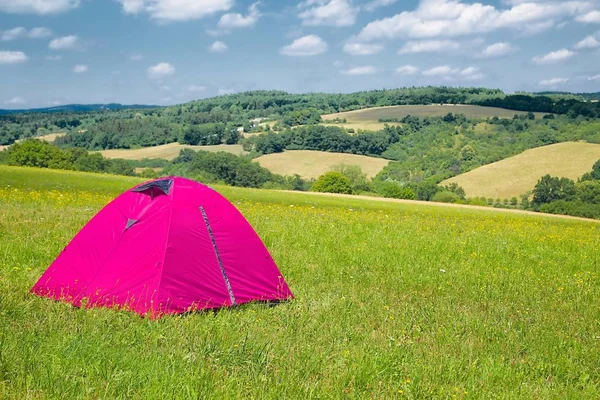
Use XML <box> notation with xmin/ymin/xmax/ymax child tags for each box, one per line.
<box><xmin>2</xmin><ymin>166</ymin><xmax>600</xmax><ymax>398</ymax></box>
<box><xmin>97</xmin><ymin>143</ymin><xmax>247</xmax><ymax>160</ymax></box>
<box><xmin>322</xmin><ymin>105</ymin><xmax>547</xmax><ymax>131</ymax></box>
<box><xmin>255</xmin><ymin>150</ymin><xmax>390</xmax><ymax>179</ymax></box>
<box><xmin>442</xmin><ymin>142</ymin><xmax>600</xmax><ymax>199</ymax></box>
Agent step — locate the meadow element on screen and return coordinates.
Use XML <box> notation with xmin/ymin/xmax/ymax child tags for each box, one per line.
<box><xmin>442</xmin><ymin>142</ymin><xmax>600</xmax><ymax>199</ymax></box>
<box><xmin>1</xmin><ymin>166</ymin><xmax>600</xmax><ymax>398</ymax></box>
<box><xmin>321</xmin><ymin>105</ymin><xmax>547</xmax><ymax>131</ymax></box>
<box><xmin>97</xmin><ymin>143</ymin><xmax>247</xmax><ymax>160</ymax></box>
<box><xmin>255</xmin><ymin>150</ymin><xmax>390</xmax><ymax>179</ymax></box>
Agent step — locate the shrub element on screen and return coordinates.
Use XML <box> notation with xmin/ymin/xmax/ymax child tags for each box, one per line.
<box><xmin>311</xmin><ymin>172</ymin><xmax>353</xmax><ymax>194</ymax></box>
<box><xmin>431</xmin><ymin>191</ymin><xmax>460</xmax><ymax>203</ymax></box>
<box><xmin>375</xmin><ymin>181</ymin><xmax>415</xmax><ymax>199</ymax></box>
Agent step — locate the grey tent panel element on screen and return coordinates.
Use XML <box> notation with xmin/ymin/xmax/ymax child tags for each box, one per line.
<box><xmin>125</xmin><ymin>218</ymin><xmax>138</xmax><ymax>230</ymax></box>
<box><xmin>131</xmin><ymin>179</ymin><xmax>173</xmax><ymax>196</ymax></box>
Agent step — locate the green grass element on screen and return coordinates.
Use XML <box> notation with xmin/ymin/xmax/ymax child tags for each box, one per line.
<box><xmin>1</xmin><ymin>166</ymin><xmax>600</xmax><ymax>398</ymax></box>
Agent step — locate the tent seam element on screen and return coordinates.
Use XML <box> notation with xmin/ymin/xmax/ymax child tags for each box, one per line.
<box><xmin>154</xmin><ymin>181</ymin><xmax>176</xmax><ymax>310</ymax></box>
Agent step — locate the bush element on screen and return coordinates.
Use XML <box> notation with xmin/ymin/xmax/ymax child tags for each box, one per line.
<box><xmin>375</xmin><ymin>181</ymin><xmax>415</xmax><ymax>199</ymax></box>
<box><xmin>311</xmin><ymin>172</ymin><xmax>353</xmax><ymax>194</ymax></box>
<box><xmin>431</xmin><ymin>191</ymin><xmax>460</xmax><ymax>203</ymax></box>
<box><xmin>331</xmin><ymin>164</ymin><xmax>372</xmax><ymax>193</ymax></box>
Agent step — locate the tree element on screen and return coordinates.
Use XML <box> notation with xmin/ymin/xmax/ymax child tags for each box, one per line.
<box><xmin>431</xmin><ymin>191</ymin><xmax>460</xmax><ymax>203</ymax></box>
<box><xmin>311</xmin><ymin>172</ymin><xmax>353</xmax><ymax>194</ymax></box>
<box><xmin>532</xmin><ymin>175</ymin><xmax>576</xmax><ymax>206</ymax></box>
<box><xmin>375</xmin><ymin>181</ymin><xmax>415</xmax><ymax>199</ymax></box>
<box><xmin>581</xmin><ymin>160</ymin><xmax>600</xmax><ymax>181</ymax></box>
<box><xmin>331</xmin><ymin>164</ymin><xmax>372</xmax><ymax>193</ymax></box>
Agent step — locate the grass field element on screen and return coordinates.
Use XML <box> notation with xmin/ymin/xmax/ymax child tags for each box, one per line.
<box><xmin>0</xmin><ymin>132</ymin><xmax>65</xmax><ymax>152</ymax></box>
<box><xmin>1</xmin><ymin>166</ymin><xmax>600</xmax><ymax>398</ymax></box>
<box><xmin>255</xmin><ymin>150</ymin><xmax>390</xmax><ymax>179</ymax></box>
<box><xmin>442</xmin><ymin>142</ymin><xmax>600</xmax><ymax>199</ymax></box>
<box><xmin>98</xmin><ymin>143</ymin><xmax>247</xmax><ymax>160</ymax></box>
<box><xmin>322</xmin><ymin>105</ymin><xmax>547</xmax><ymax>131</ymax></box>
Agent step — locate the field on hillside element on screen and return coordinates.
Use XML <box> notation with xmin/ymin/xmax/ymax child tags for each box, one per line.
<box><xmin>442</xmin><ymin>142</ymin><xmax>600</xmax><ymax>199</ymax></box>
<box><xmin>98</xmin><ymin>142</ymin><xmax>247</xmax><ymax>160</ymax></box>
<box><xmin>322</xmin><ymin>105</ymin><xmax>547</xmax><ymax>131</ymax></box>
<box><xmin>255</xmin><ymin>150</ymin><xmax>389</xmax><ymax>179</ymax></box>
<box><xmin>1</xmin><ymin>166</ymin><xmax>600</xmax><ymax>398</ymax></box>
<box><xmin>0</xmin><ymin>132</ymin><xmax>65</xmax><ymax>152</ymax></box>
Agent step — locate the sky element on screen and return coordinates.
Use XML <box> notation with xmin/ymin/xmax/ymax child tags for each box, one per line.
<box><xmin>0</xmin><ymin>0</ymin><xmax>599</xmax><ymax>109</ymax></box>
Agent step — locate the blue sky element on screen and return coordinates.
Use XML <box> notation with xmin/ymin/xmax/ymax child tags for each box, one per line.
<box><xmin>0</xmin><ymin>0</ymin><xmax>599</xmax><ymax>108</ymax></box>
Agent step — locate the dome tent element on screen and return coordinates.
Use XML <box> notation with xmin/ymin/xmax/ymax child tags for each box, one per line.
<box><xmin>31</xmin><ymin>177</ymin><xmax>293</xmax><ymax>317</ymax></box>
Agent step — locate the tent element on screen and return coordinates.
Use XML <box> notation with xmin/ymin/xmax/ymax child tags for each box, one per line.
<box><xmin>31</xmin><ymin>177</ymin><xmax>293</xmax><ymax>317</ymax></box>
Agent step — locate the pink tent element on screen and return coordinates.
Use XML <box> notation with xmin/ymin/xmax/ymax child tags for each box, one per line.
<box><xmin>31</xmin><ymin>177</ymin><xmax>293</xmax><ymax>317</ymax></box>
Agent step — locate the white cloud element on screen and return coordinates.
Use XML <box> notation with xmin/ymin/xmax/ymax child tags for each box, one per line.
<box><xmin>1</xmin><ymin>27</ymin><xmax>27</xmax><ymax>41</ymax></box>
<box><xmin>218</xmin><ymin>2</ymin><xmax>260</xmax><ymax>29</ymax></box>
<box><xmin>575</xmin><ymin>34</ymin><xmax>600</xmax><ymax>49</ymax></box>
<box><xmin>218</xmin><ymin>88</ymin><xmax>236</xmax><ymax>95</ymax></box>
<box><xmin>363</xmin><ymin>0</ymin><xmax>397</xmax><ymax>12</ymax></box>
<box><xmin>298</xmin><ymin>0</ymin><xmax>358</xmax><ymax>27</ymax></box>
<box><xmin>209</xmin><ymin>41</ymin><xmax>228</xmax><ymax>52</ymax></box>
<box><xmin>341</xmin><ymin>65</ymin><xmax>378</xmax><ymax>75</ymax></box>
<box><xmin>0</xmin><ymin>51</ymin><xmax>28</xmax><ymax>64</ymax></box>
<box><xmin>147</xmin><ymin>62</ymin><xmax>175</xmax><ymax>79</ymax></box>
<box><xmin>587</xmin><ymin>74</ymin><xmax>600</xmax><ymax>80</ymax></box>
<box><xmin>0</xmin><ymin>0</ymin><xmax>79</xmax><ymax>14</ymax></box>
<box><xmin>333</xmin><ymin>60</ymin><xmax>344</xmax><ymax>67</ymax></box>
<box><xmin>539</xmin><ymin>77</ymin><xmax>569</xmax><ymax>86</ymax></box>
<box><xmin>479</xmin><ymin>42</ymin><xmax>514</xmax><ymax>58</ymax></box>
<box><xmin>399</xmin><ymin>39</ymin><xmax>460</xmax><ymax>54</ymax></box>
<box><xmin>280</xmin><ymin>34</ymin><xmax>328</xmax><ymax>56</ymax></box>
<box><xmin>29</xmin><ymin>27</ymin><xmax>52</xmax><ymax>38</ymax></box>
<box><xmin>118</xmin><ymin>0</ymin><xmax>234</xmax><ymax>22</ymax></box>
<box><xmin>423</xmin><ymin>65</ymin><xmax>457</xmax><ymax>76</ymax></box>
<box><xmin>343</xmin><ymin>42</ymin><xmax>383</xmax><ymax>55</ymax></box>
<box><xmin>73</xmin><ymin>64</ymin><xmax>87</xmax><ymax>73</ymax></box>
<box><xmin>5</xmin><ymin>96</ymin><xmax>25</xmax><ymax>105</ymax></box>
<box><xmin>45</xmin><ymin>55</ymin><xmax>62</xmax><ymax>61</ymax></box>
<box><xmin>130</xmin><ymin>53</ymin><xmax>144</xmax><ymax>61</ymax></box>
<box><xmin>49</xmin><ymin>35</ymin><xmax>78</xmax><ymax>50</ymax></box>
<box><xmin>577</xmin><ymin>10</ymin><xmax>600</xmax><ymax>23</ymax></box>
<box><xmin>532</xmin><ymin>48</ymin><xmax>576</xmax><ymax>64</ymax></box>
<box><xmin>357</xmin><ymin>0</ymin><xmax>593</xmax><ymax>41</ymax></box>
<box><xmin>396</xmin><ymin>65</ymin><xmax>419</xmax><ymax>75</ymax></box>
<box><xmin>1</xmin><ymin>27</ymin><xmax>53</xmax><ymax>41</ymax></box>
<box><xmin>187</xmin><ymin>85</ymin><xmax>207</xmax><ymax>92</ymax></box>
<box><xmin>460</xmin><ymin>66</ymin><xmax>484</xmax><ymax>80</ymax></box>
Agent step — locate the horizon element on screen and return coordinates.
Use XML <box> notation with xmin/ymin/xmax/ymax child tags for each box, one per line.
<box><xmin>1</xmin><ymin>0</ymin><xmax>599</xmax><ymax>109</ymax></box>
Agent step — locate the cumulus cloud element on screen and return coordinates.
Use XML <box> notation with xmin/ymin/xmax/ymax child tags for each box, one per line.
<box><xmin>118</xmin><ymin>0</ymin><xmax>234</xmax><ymax>22</ymax></box>
<box><xmin>1</xmin><ymin>27</ymin><xmax>53</xmax><ymax>41</ymax></box>
<box><xmin>588</xmin><ymin>74</ymin><xmax>600</xmax><ymax>81</ymax></box>
<box><xmin>209</xmin><ymin>41</ymin><xmax>228</xmax><ymax>52</ymax></box>
<box><xmin>574</xmin><ymin>34</ymin><xmax>600</xmax><ymax>49</ymax></box>
<box><xmin>0</xmin><ymin>51</ymin><xmax>28</xmax><ymax>64</ymax></box>
<box><xmin>577</xmin><ymin>10</ymin><xmax>600</xmax><ymax>23</ymax></box>
<box><xmin>5</xmin><ymin>96</ymin><xmax>26</xmax><ymax>105</ymax></box>
<box><xmin>218</xmin><ymin>2</ymin><xmax>260</xmax><ymax>29</ymax></box>
<box><xmin>73</xmin><ymin>64</ymin><xmax>87</xmax><ymax>73</ymax></box>
<box><xmin>399</xmin><ymin>39</ymin><xmax>460</xmax><ymax>54</ymax></box>
<box><xmin>280</xmin><ymin>34</ymin><xmax>328</xmax><ymax>56</ymax></box>
<box><xmin>532</xmin><ymin>48</ymin><xmax>576</xmax><ymax>64</ymax></box>
<box><xmin>539</xmin><ymin>77</ymin><xmax>568</xmax><ymax>86</ymax></box>
<box><xmin>341</xmin><ymin>65</ymin><xmax>379</xmax><ymax>75</ymax></box>
<box><xmin>363</xmin><ymin>0</ymin><xmax>397</xmax><ymax>12</ymax></box>
<box><xmin>396</xmin><ymin>65</ymin><xmax>419</xmax><ymax>75</ymax></box>
<box><xmin>343</xmin><ymin>42</ymin><xmax>383</xmax><ymax>55</ymax></box>
<box><xmin>479</xmin><ymin>42</ymin><xmax>514</xmax><ymax>58</ymax></box>
<box><xmin>129</xmin><ymin>53</ymin><xmax>144</xmax><ymax>61</ymax></box>
<box><xmin>298</xmin><ymin>0</ymin><xmax>358</xmax><ymax>27</ymax></box>
<box><xmin>422</xmin><ymin>65</ymin><xmax>456</xmax><ymax>76</ymax></box>
<box><xmin>218</xmin><ymin>88</ymin><xmax>236</xmax><ymax>95</ymax></box>
<box><xmin>422</xmin><ymin>65</ymin><xmax>483</xmax><ymax>80</ymax></box>
<box><xmin>356</xmin><ymin>0</ymin><xmax>592</xmax><ymax>41</ymax></box>
<box><xmin>49</xmin><ymin>35</ymin><xmax>78</xmax><ymax>50</ymax></box>
<box><xmin>0</xmin><ymin>0</ymin><xmax>79</xmax><ymax>14</ymax></box>
<box><xmin>147</xmin><ymin>62</ymin><xmax>175</xmax><ymax>79</ymax></box>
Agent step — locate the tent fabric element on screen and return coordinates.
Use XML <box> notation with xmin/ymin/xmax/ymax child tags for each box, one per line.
<box><xmin>31</xmin><ymin>177</ymin><xmax>293</xmax><ymax>317</ymax></box>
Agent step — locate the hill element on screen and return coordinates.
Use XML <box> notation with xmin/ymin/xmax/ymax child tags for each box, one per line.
<box><xmin>442</xmin><ymin>142</ymin><xmax>600</xmax><ymax>199</ymax></box>
<box><xmin>97</xmin><ymin>143</ymin><xmax>247</xmax><ymax>160</ymax></box>
<box><xmin>255</xmin><ymin>150</ymin><xmax>390</xmax><ymax>179</ymax></box>
<box><xmin>0</xmin><ymin>103</ymin><xmax>158</xmax><ymax>115</ymax></box>
<box><xmin>322</xmin><ymin>104</ymin><xmax>548</xmax><ymax>131</ymax></box>
<box><xmin>1</xmin><ymin>166</ymin><xmax>599</xmax><ymax>397</ymax></box>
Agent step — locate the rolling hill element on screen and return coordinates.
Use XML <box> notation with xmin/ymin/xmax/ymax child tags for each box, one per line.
<box><xmin>442</xmin><ymin>142</ymin><xmax>600</xmax><ymax>199</ymax></box>
<box><xmin>0</xmin><ymin>103</ymin><xmax>158</xmax><ymax>115</ymax></box>
<box><xmin>97</xmin><ymin>143</ymin><xmax>247</xmax><ymax>160</ymax></box>
<box><xmin>255</xmin><ymin>150</ymin><xmax>389</xmax><ymax>179</ymax></box>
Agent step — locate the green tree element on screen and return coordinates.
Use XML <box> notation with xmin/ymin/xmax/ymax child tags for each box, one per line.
<box><xmin>311</xmin><ymin>172</ymin><xmax>353</xmax><ymax>194</ymax></box>
<box><xmin>331</xmin><ymin>164</ymin><xmax>372</xmax><ymax>193</ymax></box>
<box><xmin>532</xmin><ymin>175</ymin><xmax>576</xmax><ymax>206</ymax></box>
<box><xmin>431</xmin><ymin>191</ymin><xmax>460</xmax><ymax>203</ymax></box>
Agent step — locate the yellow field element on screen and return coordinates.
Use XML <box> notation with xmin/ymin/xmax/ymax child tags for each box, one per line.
<box><xmin>97</xmin><ymin>143</ymin><xmax>247</xmax><ymax>160</ymax></box>
<box><xmin>442</xmin><ymin>142</ymin><xmax>600</xmax><ymax>199</ymax></box>
<box><xmin>0</xmin><ymin>145</ymin><xmax>6</xmax><ymax>152</ymax></box>
<box><xmin>0</xmin><ymin>132</ymin><xmax>65</xmax><ymax>152</ymax></box>
<box><xmin>255</xmin><ymin>150</ymin><xmax>389</xmax><ymax>179</ymax></box>
<box><xmin>322</xmin><ymin>105</ymin><xmax>547</xmax><ymax>131</ymax></box>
